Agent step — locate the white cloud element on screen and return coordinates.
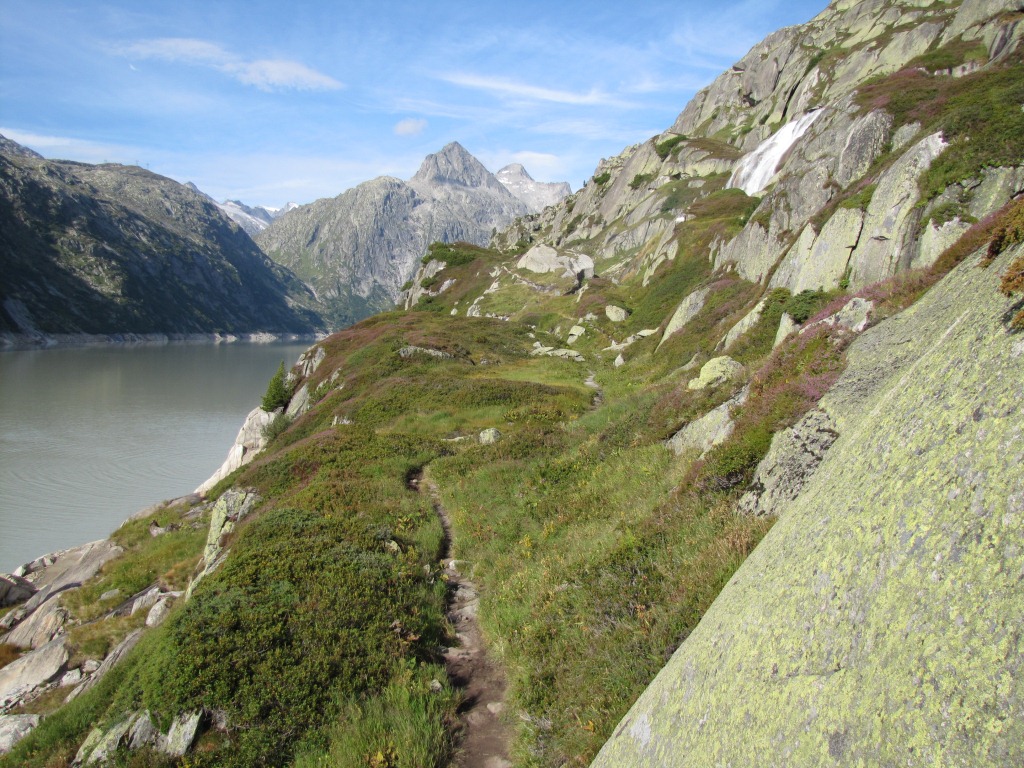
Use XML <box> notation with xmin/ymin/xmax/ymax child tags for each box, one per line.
<box><xmin>119</xmin><ymin>38</ymin><xmax>343</xmax><ymax>91</ymax></box>
<box><xmin>0</xmin><ymin>128</ymin><xmax>141</xmax><ymax>164</ymax></box>
<box><xmin>394</xmin><ymin>118</ymin><xmax>427</xmax><ymax>136</ymax></box>
<box><xmin>439</xmin><ymin>72</ymin><xmax>632</xmax><ymax>108</ymax></box>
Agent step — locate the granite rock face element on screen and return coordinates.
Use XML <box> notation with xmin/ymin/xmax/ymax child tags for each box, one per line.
<box><xmin>591</xmin><ymin>244</ymin><xmax>1024</xmax><ymax>766</ymax></box>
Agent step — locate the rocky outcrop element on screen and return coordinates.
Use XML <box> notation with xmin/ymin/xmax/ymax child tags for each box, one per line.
<box><xmin>0</xmin><ymin>637</ymin><xmax>68</xmax><ymax>711</ymax></box>
<box><xmin>195</xmin><ymin>407</ymin><xmax>275</xmax><ymax>495</ymax></box>
<box><xmin>667</xmin><ymin>387</ymin><xmax>749</xmax><ymax>457</ymax></box>
<box><xmin>591</xmin><ymin>243</ymin><xmax>1024</xmax><ymax>766</ymax></box>
<box><xmin>65</xmin><ymin>629</ymin><xmax>143</xmax><ymax>703</ymax></box>
<box><xmin>0</xmin><ymin>136</ymin><xmax>323</xmax><ymax>338</ymax></box>
<box><xmin>186</xmin><ymin>490</ymin><xmax>260</xmax><ymax>597</ymax></box>
<box><xmin>256</xmin><ymin>143</ymin><xmax>533</xmax><ymax>327</ymax></box>
<box><xmin>0</xmin><ymin>714</ymin><xmax>40</xmax><ymax>755</ymax></box>
<box><xmin>737</xmin><ymin>409</ymin><xmax>840</xmax><ymax>516</ymax></box>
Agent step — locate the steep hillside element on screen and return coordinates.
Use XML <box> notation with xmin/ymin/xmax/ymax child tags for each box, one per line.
<box><xmin>254</xmin><ymin>143</ymin><xmax>535</xmax><ymax>328</ymax></box>
<box><xmin>0</xmin><ymin>139</ymin><xmax>323</xmax><ymax>342</ymax></box>
<box><xmin>1</xmin><ymin>1</ymin><xmax>1022</xmax><ymax>767</ymax></box>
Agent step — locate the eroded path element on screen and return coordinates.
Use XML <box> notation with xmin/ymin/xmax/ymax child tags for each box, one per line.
<box><xmin>407</xmin><ymin>469</ymin><xmax>513</xmax><ymax>768</ymax></box>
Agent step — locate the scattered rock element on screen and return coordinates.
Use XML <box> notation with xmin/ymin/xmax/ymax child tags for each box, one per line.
<box><xmin>829</xmin><ymin>297</ymin><xmax>873</xmax><ymax>333</ymax></box>
<box><xmin>284</xmin><ymin>382</ymin><xmax>310</xmax><ymax>418</ymax></box>
<box><xmin>59</xmin><ymin>668</ymin><xmax>82</xmax><ymax>687</ymax></box>
<box><xmin>146</xmin><ymin>596</ymin><xmax>175</xmax><ymax>627</ymax></box>
<box><xmin>659</xmin><ymin>287</ymin><xmax>710</xmax><ymax>349</ymax></box>
<box><xmin>128</xmin><ymin>710</ymin><xmax>162</xmax><ymax>751</ymax></box>
<box><xmin>82</xmin><ymin>715</ymin><xmax>133</xmax><ymax>765</ymax></box>
<box><xmin>605</xmin><ymin>305</ymin><xmax>629</xmax><ymax>323</ymax></box>
<box><xmin>398</xmin><ymin>345</ymin><xmax>455</xmax><ymax>360</ymax></box>
<box><xmin>66</xmin><ymin>630</ymin><xmax>143</xmax><ymax>703</ymax></box>
<box><xmin>614</xmin><ymin>353</ymin><xmax>625</xmax><ymax>368</ymax></box>
<box><xmin>479</xmin><ymin>428</ymin><xmax>502</xmax><ymax>445</ymax></box>
<box><xmin>99</xmin><ymin>589</ymin><xmax>120</xmax><ymax>602</ymax></box>
<box><xmin>0</xmin><ymin>714</ymin><xmax>40</xmax><ymax>755</ymax></box>
<box><xmin>720</xmin><ymin>299</ymin><xmax>766</xmax><ymax>351</ymax></box>
<box><xmin>566</xmin><ymin>325</ymin><xmax>585</xmax><ymax>344</ymax></box>
<box><xmin>187</xmin><ymin>490</ymin><xmax>260</xmax><ymax>597</ymax></box>
<box><xmin>687</xmin><ymin>357</ymin><xmax>743</xmax><ymax>391</ymax></box>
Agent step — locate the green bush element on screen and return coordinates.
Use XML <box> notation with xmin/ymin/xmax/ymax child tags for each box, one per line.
<box><xmin>593</xmin><ymin>171</ymin><xmax>611</xmax><ymax>185</ymax></box>
<box><xmin>655</xmin><ymin>135</ymin><xmax>687</xmax><ymax>160</ymax></box>
<box><xmin>629</xmin><ymin>172</ymin><xmax>657</xmax><ymax>190</ymax></box>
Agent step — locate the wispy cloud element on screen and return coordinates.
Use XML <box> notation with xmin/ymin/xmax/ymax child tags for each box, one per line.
<box><xmin>439</xmin><ymin>72</ymin><xmax>632</xmax><ymax>108</ymax></box>
<box><xmin>119</xmin><ymin>38</ymin><xmax>342</xmax><ymax>91</ymax></box>
<box><xmin>393</xmin><ymin>118</ymin><xmax>427</xmax><ymax>136</ymax></box>
<box><xmin>0</xmin><ymin>128</ymin><xmax>142</xmax><ymax>164</ymax></box>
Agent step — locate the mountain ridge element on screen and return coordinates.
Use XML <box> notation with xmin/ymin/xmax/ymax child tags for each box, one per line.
<box><xmin>255</xmin><ymin>141</ymin><xmax>548</xmax><ymax>328</ymax></box>
<box><xmin>0</xmin><ymin>137</ymin><xmax>324</xmax><ymax>344</ymax></box>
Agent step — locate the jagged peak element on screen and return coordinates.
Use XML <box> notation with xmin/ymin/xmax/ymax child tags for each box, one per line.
<box><xmin>496</xmin><ymin>163</ymin><xmax>534</xmax><ymax>181</ymax></box>
<box><xmin>411</xmin><ymin>141</ymin><xmax>505</xmax><ymax>191</ymax></box>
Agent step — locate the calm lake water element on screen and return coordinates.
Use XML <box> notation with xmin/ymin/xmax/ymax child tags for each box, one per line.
<box><xmin>0</xmin><ymin>341</ymin><xmax>311</xmax><ymax>572</ymax></box>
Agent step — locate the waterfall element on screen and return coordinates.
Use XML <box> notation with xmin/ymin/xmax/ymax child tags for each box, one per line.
<box><xmin>728</xmin><ymin>110</ymin><xmax>822</xmax><ymax>196</ymax></box>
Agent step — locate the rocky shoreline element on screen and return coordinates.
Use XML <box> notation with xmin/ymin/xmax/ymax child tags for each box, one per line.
<box><xmin>0</xmin><ymin>330</ymin><xmax>322</xmax><ymax>351</ymax></box>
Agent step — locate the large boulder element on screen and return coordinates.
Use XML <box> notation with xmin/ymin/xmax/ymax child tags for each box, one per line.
<box><xmin>591</xmin><ymin>244</ymin><xmax>1024</xmax><ymax>766</ymax></box>
<box><xmin>0</xmin><ymin>637</ymin><xmax>68</xmax><ymax>709</ymax></box>
<box><xmin>686</xmin><ymin>357</ymin><xmax>743</xmax><ymax>390</ymax></box>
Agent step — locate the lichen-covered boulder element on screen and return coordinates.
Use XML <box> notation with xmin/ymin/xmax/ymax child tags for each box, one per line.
<box><xmin>591</xmin><ymin>244</ymin><xmax>1024</xmax><ymax>766</ymax></box>
<box><xmin>686</xmin><ymin>356</ymin><xmax>742</xmax><ymax>390</ymax></box>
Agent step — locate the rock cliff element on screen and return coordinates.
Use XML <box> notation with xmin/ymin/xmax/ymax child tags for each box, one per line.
<box><xmin>0</xmin><ymin>137</ymin><xmax>323</xmax><ymax>341</ymax></box>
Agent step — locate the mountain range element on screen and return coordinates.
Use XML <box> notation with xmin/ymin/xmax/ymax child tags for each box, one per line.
<box><xmin>254</xmin><ymin>141</ymin><xmax>564</xmax><ymax>327</ymax></box>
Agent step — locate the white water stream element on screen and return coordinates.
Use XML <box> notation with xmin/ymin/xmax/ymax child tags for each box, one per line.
<box><xmin>729</xmin><ymin>110</ymin><xmax>822</xmax><ymax>196</ymax></box>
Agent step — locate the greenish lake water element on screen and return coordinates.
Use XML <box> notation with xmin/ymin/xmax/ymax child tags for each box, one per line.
<box><xmin>0</xmin><ymin>341</ymin><xmax>311</xmax><ymax>572</ymax></box>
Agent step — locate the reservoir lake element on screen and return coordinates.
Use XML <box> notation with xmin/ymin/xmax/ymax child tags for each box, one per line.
<box><xmin>0</xmin><ymin>341</ymin><xmax>311</xmax><ymax>572</ymax></box>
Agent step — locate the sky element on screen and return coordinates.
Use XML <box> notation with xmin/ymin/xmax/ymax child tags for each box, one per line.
<box><xmin>0</xmin><ymin>0</ymin><xmax>828</xmax><ymax>209</ymax></box>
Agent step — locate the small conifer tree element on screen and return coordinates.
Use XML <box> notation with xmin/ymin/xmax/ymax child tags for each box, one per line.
<box><xmin>261</xmin><ymin>361</ymin><xmax>291</xmax><ymax>411</ymax></box>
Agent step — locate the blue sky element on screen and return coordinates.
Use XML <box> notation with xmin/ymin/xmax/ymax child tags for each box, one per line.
<box><xmin>0</xmin><ymin>0</ymin><xmax>827</xmax><ymax>209</ymax></box>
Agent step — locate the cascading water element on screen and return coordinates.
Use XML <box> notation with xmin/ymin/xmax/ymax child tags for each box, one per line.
<box><xmin>728</xmin><ymin>110</ymin><xmax>822</xmax><ymax>196</ymax></box>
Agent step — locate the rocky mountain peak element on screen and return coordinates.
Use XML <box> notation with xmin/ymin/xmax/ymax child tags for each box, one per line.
<box><xmin>0</xmin><ymin>134</ymin><xmax>44</xmax><ymax>161</ymax></box>
<box><xmin>411</xmin><ymin>141</ymin><xmax>505</xmax><ymax>191</ymax></box>
<box><xmin>497</xmin><ymin>163</ymin><xmax>531</xmax><ymax>181</ymax></box>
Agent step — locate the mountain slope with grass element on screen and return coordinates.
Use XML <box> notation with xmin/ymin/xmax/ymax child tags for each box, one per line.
<box><xmin>0</xmin><ymin>138</ymin><xmax>324</xmax><ymax>343</ymax></box>
<box><xmin>2</xmin><ymin>0</ymin><xmax>1023</xmax><ymax>766</ymax></box>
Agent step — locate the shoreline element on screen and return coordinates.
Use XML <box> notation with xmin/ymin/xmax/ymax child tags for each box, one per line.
<box><xmin>0</xmin><ymin>330</ymin><xmax>324</xmax><ymax>351</ymax></box>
